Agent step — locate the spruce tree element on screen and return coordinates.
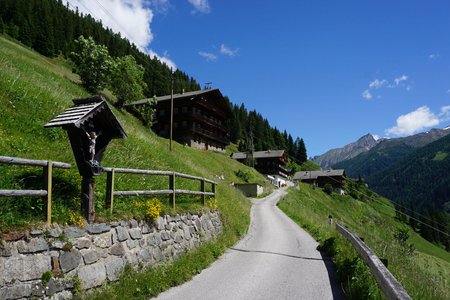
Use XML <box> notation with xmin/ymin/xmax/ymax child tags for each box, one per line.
<box><xmin>297</xmin><ymin>138</ymin><xmax>307</xmax><ymax>163</ymax></box>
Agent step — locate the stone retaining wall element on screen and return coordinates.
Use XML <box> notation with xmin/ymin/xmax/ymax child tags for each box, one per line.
<box><xmin>0</xmin><ymin>211</ymin><xmax>222</xmax><ymax>300</ymax></box>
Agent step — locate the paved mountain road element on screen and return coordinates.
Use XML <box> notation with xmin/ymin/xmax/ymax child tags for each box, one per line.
<box><xmin>154</xmin><ymin>188</ymin><xmax>344</xmax><ymax>300</ymax></box>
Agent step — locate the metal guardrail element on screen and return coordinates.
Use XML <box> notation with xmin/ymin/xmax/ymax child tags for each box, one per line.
<box><xmin>336</xmin><ymin>223</ymin><xmax>412</xmax><ymax>300</ymax></box>
<box><xmin>0</xmin><ymin>155</ymin><xmax>72</xmax><ymax>224</ymax></box>
<box><xmin>103</xmin><ymin>167</ymin><xmax>216</xmax><ymax>213</ymax></box>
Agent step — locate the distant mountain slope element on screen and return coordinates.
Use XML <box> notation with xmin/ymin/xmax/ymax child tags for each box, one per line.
<box><xmin>312</xmin><ymin>133</ymin><xmax>378</xmax><ymax>168</ymax></box>
<box><xmin>370</xmin><ymin>133</ymin><xmax>450</xmax><ymax>213</ymax></box>
<box><xmin>333</xmin><ymin>128</ymin><xmax>450</xmax><ymax>179</ymax></box>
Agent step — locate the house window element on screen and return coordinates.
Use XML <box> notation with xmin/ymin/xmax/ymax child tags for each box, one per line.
<box><xmin>159</xmin><ymin>109</ymin><xmax>165</xmax><ymax>116</ymax></box>
<box><xmin>174</xmin><ymin>107</ymin><xmax>179</xmax><ymax>114</ymax></box>
<box><xmin>182</xmin><ymin>106</ymin><xmax>188</xmax><ymax>113</ymax></box>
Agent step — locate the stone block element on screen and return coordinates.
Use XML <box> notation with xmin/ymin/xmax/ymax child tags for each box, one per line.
<box><xmin>174</xmin><ymin>232</ymin><xmax>184</xmax><ymax>244</ymax></box>
<box><xmin>82</xmin><ymin>249</ymin><xmax>100</xmax><ymax>265</ymax></box>
<box><xmin>138</xmin><ymin>249</ymin><xmax>152</xmax><ymax>263</ymax></box>
<box><xmin>183</xmin><ymin>225</ymin><xmax>191</xmax><ymax>240</ymax></box>
<box><xmin>116</xmin><ymin>226</ymin><xmax>129</xmax><ymax>242</ymax></box>
<box><xmin>78</xmin><ymin>261</ymin><xmax>106</xmax><ymax>289</ymax></box>
<box><xmin>124</xmin><ymin>252</ymin><xmax>138</xmax><ymax>267</ymax></box>
<box><xmin>110</xmin><ymin>243</ymin><xmax>125</xmax><ymax>256</ymax></box>
<box><xmin>152</xmin><ymin>247</ymin><xmax>164</xmax><ymax>262</ymax></box>
<box><xmin>93</xmin><ymin>233</ymin><xmax>112</xmax><ymax>248</ymax></box>
<box><xmin>160</xmin><ymin>231</ymin><xmax>170</xmax><ymax>241</ymax></box>
<box><xmin>74</xmin><ymin>237</ymin><xmax>91</xmax><ymax>249</ymax></box>
<box><xmin>46</xmin><ymin>278</ymin><xmax>66</xmax><ymax>296</ymax></box>
<box><xmin>0</xmin><ymin>240</ymin><xmax>12</xmax><ymax>257</ymax></box>
<box><xmin>30</xmin><ymin>229</ymin><xmax>44</xmax><ymax>236</ymax></box>
<box><xmin>0</xmin><ymin>283</ymin><xmax>32</xmax><ymax>299</ymax></box>
<box><xmin>129</xmin><ymin>219</ymin><xmax>139</xmax><ymax>228</ymax></box>
<box><xmin>86</xmin><ymin>223</ymin><xmax>111</xmax><ymax>234</ymax></box>
<box><xmin>142</xmin><ymin>224</ymin><xmax>153</xmax><ymax>234</ymax></box>
<box><xmin>105</xmin><ymin>256</ymin><xmax>124</xmax><ymax>281</ymax></box>
<box><xmin>110</xmin><ymin>221</ymin><xmax>120</xmax><ymax>227</ymax></box>
<box><xmin>60</xmin><ymin>249</ymin><xmax>81</xmax><ymax>273</ymax></box>
<box><xmin>52</xmin><ymin>241</ymin><xmax>65</xmax><ymax>250</ymax></box>
<box><xmin>3</xmin><ymin>254</ymin><xmax>51</xmax><ymax>283</ymax></box>
<box><xmin>126</xmin><ymin>239</ymin><xmax>138</xmax><ymax>250</ymax></box>
<box><xmin>156</xmin><ymin>217</ymin><xmax>165</xmax><ymax>230</ymax></box>
<box><xmin>31</xmin><ymin>282</ymin><xmax>46</xmax><ymax>297</ymax></box>
<box><xmin>48</xmin><ymin>290</ymin><xmax>73</xmax><ymax>300</ymax></box>
<box><xmin>129</xmin><ymin>228</ymin><xmax>142</xmax><ymax>240</ymax></box>
<box><xmin>49</xmin><ymin>227</ymin><xmax>63</xmax><ymax>238</ymax></box>
<box><xmin>17</xmin><ymin>237</ymin><xmax>49</xmax><ymax>254</ymax></box>
<box><xmin>64</xmin><ymin>227</ymin><xmax>84</xmax><ymax>239</ymax></box>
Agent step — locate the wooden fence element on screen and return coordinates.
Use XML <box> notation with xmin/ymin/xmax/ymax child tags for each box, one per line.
<box><xmin>0</xmin><ymin>155</ymin><xmax>72</xmax><ymax>224</ymax></box>
<box><xmin>102</xmin><ymin>167</ymin><xmax>216</xmax><ymax>213</ymax></box>
<box><xmin>336</xmin><ymin>223</ymin><xmax>412</xmax><ymax>300</ymax></box>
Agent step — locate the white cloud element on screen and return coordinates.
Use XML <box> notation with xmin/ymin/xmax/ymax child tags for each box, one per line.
<box><xmin>151</xmin><ymin>0</ymin><xmax>170</xmax><ymax>14</ymax></box>
<box><xmin>440</xmin><ymin>105</ymin><xmax>450</xmax><ymax>121</ymax></box>
<box><xmin>361</xmin><ymin>89</ymin><xmax>372</xmax><ymax>100</ymax></box>
<box><xmin>198</xmin><ymin>51</ymin><xmax>217</xmax><ymax>62</ymax></box>
<box><xmin>188</xmin><ymin>0</ymin><xmax>210</xmax><ymax>13</ymax></box>
<box><xmin>220</xmin><ymin>44</ymin><xmax>239</xmax><ymax>57</ymax></box>
<box><xmin>67</xmin><ymin>0</ymin><xmax>177</xmax><ymax>69</ymax></box>
<box><xmin>394</xmin><ymin>75</ymin><xmax>408</xmax><ymax>86</ymax></box>
<box><xmin>148</xmin><ymin>49</ymin><xmax>176</xmax><ymax>70</ymax></box>
<box><xmin>429</xmin><ymin>53</ymin><xmax>440</xmax><ymax>60</ymax></box>
<box><xmin>385</xmin><ymin>106</ymin><xmax>439</xmax><ymax>136</ymax></box>
<box><xmin>369</xmin><ymin>79</ymin><xmax>388</xmax><ymax>89</ymax></box>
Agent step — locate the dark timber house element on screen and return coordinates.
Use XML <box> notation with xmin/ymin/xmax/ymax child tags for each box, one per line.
<box><xmin>231</xmin><ymin>150</ymin><xmax>289</xmax><ymax>178</ymax></box>
<box><xmin>127</xmin><ymin>89</ymin><xmax>232</xmax><ymax>152</ymax></box>
<box><xmin>293</xmin><ymin>169</ymin><xmax>346</xmax><ymax>194</ymax></box>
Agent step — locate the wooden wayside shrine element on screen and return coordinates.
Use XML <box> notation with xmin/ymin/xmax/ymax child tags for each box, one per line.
<box><xmin>45</xmin><ymin>96</ymin><xmax>127</xmax><ymax>222</ymax></box>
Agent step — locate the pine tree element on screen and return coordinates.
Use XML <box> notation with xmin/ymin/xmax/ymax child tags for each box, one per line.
<box><xmin>297</xmin><ymin>138</ymin><xmax>307</xmax><ymax>163</ymax></box>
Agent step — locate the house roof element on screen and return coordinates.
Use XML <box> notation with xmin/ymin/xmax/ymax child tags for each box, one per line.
<box><xmin>231</xmin><ymin>150</ymin><xmax>285</xmax><ymax>160</ymax></box>
<box><xmin>293</xmin><ymin>169</ymin><xmax>345</xmax><ymax>181</ymax></box>
<box><xmin>44</xmin><ymin>96</ymin><xmax>127</xmax><ymax>139</ymax></box>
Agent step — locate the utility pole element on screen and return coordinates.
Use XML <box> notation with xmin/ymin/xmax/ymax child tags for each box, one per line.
<box><xmin>169</xmin><ymin>75</ymin><xmax>174</xmax><ymax>151</ymax></box>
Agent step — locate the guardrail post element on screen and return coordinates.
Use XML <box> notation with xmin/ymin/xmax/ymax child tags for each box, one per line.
<box><xmin>169</xmin><ymin>172</ymin><xmax>175</xmax><ymax>208</ymax></box>
<box><xmin>201</xmin><ymin>178</ymin><xmax>205</xmax><ymax>205</ymax></box>
<box><xmin>43</xmin><ymin>161</ymin><xmax>53</xmax><ymax>224</ymax></box>
<box><xmin>105</xmin><ymin>168</ymin><xmax>115</xmax><ymax>214</ymax></box>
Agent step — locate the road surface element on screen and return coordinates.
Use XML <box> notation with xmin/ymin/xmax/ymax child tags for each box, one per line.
<box><xmin>154</xmin><ymin>188</ymin><xmax>344</xmax><ymax>300</ymax></box>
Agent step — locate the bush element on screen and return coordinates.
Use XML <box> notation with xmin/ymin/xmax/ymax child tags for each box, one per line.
<box><xmin>323</xmin><ymin>183</ymin><xmax>333</xmax><ymax>195</ymax></box>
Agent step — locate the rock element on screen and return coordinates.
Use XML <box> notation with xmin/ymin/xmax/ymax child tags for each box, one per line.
<box><xmin>59</xmin><ymin>249</ymin><xmax>81</xmax><ymax>273</ymax></box>
<box><xmin>46</xmin><ymin>278</ymin><xmax>66</xmax><ymax>296</ymax></box>
<box><xmin>48</xmin><ymin>290</ymin><xmax>73</xmax><ymax>300</ymax></box>
<box><xmin>183</xmin><ymin>225</ymin><xmax>191</xmax><ymax>240</ymax></box>
<box><xmin>156</xmin><ymin>217</ymin><xmax>165</xmax><ymax>230</ymax></box>
<box><xmin>116</xmin><ymin>226</ymin><xmax>129</xmax><ymax>242</ymax></box>
<box><xmin>105</xmin><ymin>256</ymin><xmax>124</xmax><ymax>281</ymax></box>
<box><xmin>77</xmin><ymin>261</ymin><xmax>106</xmax><ymax>289</ymax></box>
<box><xmin>160</xmin><ymin>231</ymin><xmax>170</xmax><ymax>241</ymax></box>
<box><xmin>49</xmin><ymin>227</ymin><xmax>63</xmax><ymax>238</ymax></box>
<box><xmin>110</xmin><ymin>221</ymin><xmax>120</xmax><ymax>227</ymax></box>
<box><xmin>0</xmin><ymin>232</ymin><xmax>24</xmax><ymax>241</ymax></box>
<box><xmin>64</xmin><ymin>227</ymin><xmax>84</xmax><ymax>239</ymax></box>
<box><xmin>139</xmin><ymin>239</ymin><xmax>145</xmax><ymax>247</ymax></box>
<box><xmin>138</xmin><ymin>249</ymin><xmax>152</xmax><ymax>263</ymax></box>
<box><xmin>0</xmin><ymin>240</ymin><xmax>12</xmax><ymax>257</ymax></box>
<box><xmin>174</xmin><ymin>232</ymin><xmax>184</xmax><ymax>244</ymax></box>
<box><xmin>3</xmin><ymin>254</ymin><xmax>51</xmax><ymax>283</ymax></box>
<box><xmin>194</xmin><ymin>219</ymin><xmax>202</xmax><ymax>232</ymax></box>
<box><xmin>82</xmin><ymin>249</ymin><xmax>99</xmax><ymax>264</ymax></box>
<box><xmin>31</xmin><ymin>282</ymin><xmax>46</xmax><ymax>297</ymax></box>
<box><xmin>16</xmin><ymin>237</ymin><xmax>48</xmax><ymax>253</ymax></box>
<box><xmin>126</xmin><ymin>239</ymin><xmax>138</xmax><ymax>250</ymax></box>
<box><xmin>142</xmin><ymin>224</ymin><xmax>153</xmax><ymax>234</ymax></box>
<box><xmin>129</xmin><ymin>228</ymin><xmax>142</xmax><ymax>240</ymax></box>
<box><xmin>30</xmin><ymin>229</ymin><xmax>43</xmax><ymax>236</ymax></box>
<box><xmin>86</xmin><ymin>223</ymin><xmax>111</xmax><ymax>234</ymax></box>
<box><xmin>74</xmin><ymin>237</ymin><xmax>91</xmax><ymax>249</ymax></box>
<box><xmin>93</xmin><ymin>233</ymin><xmax>112</xmax><ymax>248</ymax></box>
<box><xmin>152</xmin><ymin>247</ymin><xmax>164</xmax><ymax>262</ymax></box>
<box><xmin>0</xmin><ymin>283</ymin><xmax>32</xmax><ymax>299</ymax></box>
<box><xmin>51</xmin><ymin>256</ymin><xmax>61</xmax><ymax>274</ymax></box>
<box><xmin>110</xmin><ymin>243</ymin><xmax>125</xmax><ymax>256</ymax></box>
<box><xmin>189</xmin><ymin>226</ymin><xmax>196</xmax><ymax>236</ymax></box>
<box><xmin>129</xmin><ymin>219</ymin><xmax>139</xmax><ymax>228</ymax></box>
<box><xmin>124</xmin><ymin>252</ymin><xmax>138</xmax><ymax>267</ymax></box>
<box><xmin>52</xmin><ymin>241</ymin><xmax>65</xmax><ymax>250</ymax></box>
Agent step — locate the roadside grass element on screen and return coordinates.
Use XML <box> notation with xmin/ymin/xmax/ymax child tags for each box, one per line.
<box><xmin>279</xmin><ymin>184</ymin><xmax>450</xmax><ymax>300</ymax></box>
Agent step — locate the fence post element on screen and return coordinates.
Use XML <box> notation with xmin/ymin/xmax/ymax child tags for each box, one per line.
<box><xmin>105</xmin><ymin>168</ymin><xmax>115</xmax><ymax>214</ymax></box>
<box><xmin>43</xmin><ymin>161</ymin><xmax>53</xmax><ymax>224</ymax></box>
<box><xmin>212</xmin><ymin>182</ymin><xmax>216</xmax><ymax>199</ymax></box>
<box><xmin>201</xmin><ymin>178</ymin><xmax>205</xmax><ymax>205</ymax></box>
<box><xmin>169</xmin><ymin>172</ymin><xmax>175</xmax><ymax>208</ymax></box>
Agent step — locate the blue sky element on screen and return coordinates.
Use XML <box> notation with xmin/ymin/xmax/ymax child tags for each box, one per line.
<box><xmin>68</xmin><ymin>0</ymin><xmax>450</xmax><ymax>156</ymax></box>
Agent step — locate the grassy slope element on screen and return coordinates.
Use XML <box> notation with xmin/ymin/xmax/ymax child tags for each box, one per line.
<box><xmin>0</xmin><ymin>35</ymin><xmax>271</xmax><ymax>298</ymax></box>
<box><xmin>279</xmin><ymin>184</ymin><xmax>450</xmax><ymax>300</ymax></box>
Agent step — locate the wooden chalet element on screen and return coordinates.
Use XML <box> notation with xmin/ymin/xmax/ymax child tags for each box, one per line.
<box><xmin>293</xmin><ymin>169</ymin><xmax>346</xmax><ymax>193</ymax></box>
<box><xmin>127</xmin><ymin>89</ymin><xmax>232</xmax><ymax>152</ymax></box>
<box><xmin>231</xmin><ymin>150</ymin><xmax>289</xmax><ymax>178</ymax></box>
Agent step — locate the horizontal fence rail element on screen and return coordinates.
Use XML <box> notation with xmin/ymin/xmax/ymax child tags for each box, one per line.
<box><xmin>0</xmin><ymin>155</ymin><xmax>72</xmax><ymax>224</ymax></box>
<box><xmin>103</xmin><ymin>167</ymin><xmax>216</xmax><ymax>213</ymax></box>
<box><xmin>336</xmin><ymin>223</ymin><xmax>412</xmax><ymax>300</ymax></box>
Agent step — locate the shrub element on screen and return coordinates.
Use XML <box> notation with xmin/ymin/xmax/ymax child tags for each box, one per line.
<box><xmin>323</xmin><ymin>183</ymin><xmax>333</xmax><ymax>195</ymax></box>
<box><xmin>145</xmin><ymin>198</ymin><xmax>161</xmax><ymax>222</ymax></box>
